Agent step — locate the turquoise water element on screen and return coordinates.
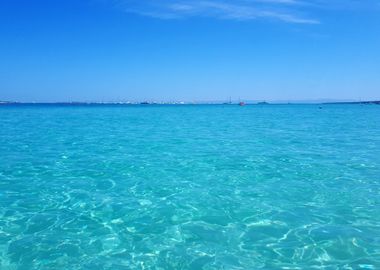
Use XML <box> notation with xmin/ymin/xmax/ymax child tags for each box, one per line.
<box><xmin>0</xmin><ymin>104</ymin><xmax>380</xmax><ymax>269</ymax></box>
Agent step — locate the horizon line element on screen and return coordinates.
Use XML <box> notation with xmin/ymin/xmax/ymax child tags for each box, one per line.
<box><xmin>1</xmin><ymin>100</ymin><xmax>380</xmax><ymax>105</ymax></box>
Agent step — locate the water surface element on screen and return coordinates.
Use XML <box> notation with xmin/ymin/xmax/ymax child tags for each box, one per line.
<box><xmin>0</xmin><ymin>104</ymin><xmax>379</xmax><ymax>269</ymax></box>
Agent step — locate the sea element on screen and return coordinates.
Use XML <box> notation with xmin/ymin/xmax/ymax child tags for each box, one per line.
<box><xmin>0</xmin><ymin>104</ymin><xmax>379</xmax><ymax>269</ymax></box>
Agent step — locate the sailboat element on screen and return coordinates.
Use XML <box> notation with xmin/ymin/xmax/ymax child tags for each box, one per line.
<box><xmin>223</xmin><ymin>97</ymin><xmax>232</xmax><ymax>105</ymax></box>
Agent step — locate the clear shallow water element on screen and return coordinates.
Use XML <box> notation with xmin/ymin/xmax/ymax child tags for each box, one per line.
<box><xmin>0</xmin><ymin>104</ymin><xmax>380</xmax><ymax>269</ymax></box>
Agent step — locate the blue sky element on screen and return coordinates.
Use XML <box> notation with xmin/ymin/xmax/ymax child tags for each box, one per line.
<box><xmin>0</xmin><ymin>0</ymin><xmax>379</xmax><ymax>102</ymax></box>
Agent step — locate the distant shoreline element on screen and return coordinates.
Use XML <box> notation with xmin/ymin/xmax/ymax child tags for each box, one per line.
<box><xmin>322</xmin><ymin>101</ymin><xmax>380</xmax><ymax>105</ymax></box>
<box><xmin>1</xmin><ymin>101</ymin><xmax>380</xmax><ymax>106</ymax></box>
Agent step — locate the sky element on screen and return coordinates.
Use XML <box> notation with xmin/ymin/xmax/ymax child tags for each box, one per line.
<box><xmin>0</xmin><ymin>0</ymin><xmax>380</xmax><ymax>102</ymax></box>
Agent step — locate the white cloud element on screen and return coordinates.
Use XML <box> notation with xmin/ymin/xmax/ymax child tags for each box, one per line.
<box><xmin>112</xmin><ymin>0</ymin><xmax>379</xmax><ymax>24</ymax></box>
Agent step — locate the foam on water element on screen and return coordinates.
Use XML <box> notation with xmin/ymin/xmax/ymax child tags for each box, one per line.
<box><xmin>0</xmin><ymin>104</ymin><xmax>380</xmax><ymax>269</ymax></box>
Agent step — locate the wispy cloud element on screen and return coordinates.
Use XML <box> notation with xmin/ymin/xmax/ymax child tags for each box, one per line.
<box><xmin>112</xmin><ymin>0</ymin><xmax>379</xmax><ymax>24</ymax></box>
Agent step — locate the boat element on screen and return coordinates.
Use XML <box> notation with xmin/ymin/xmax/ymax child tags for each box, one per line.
<box><xmin>223</xmin><ymin>97</ymin><xmax>232</xmax><ymax>105</ymax></box>
<box><xmin>239</xmin><ymin>102</ymin><xmax>245</xmax><ymax>106</ymax></box>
